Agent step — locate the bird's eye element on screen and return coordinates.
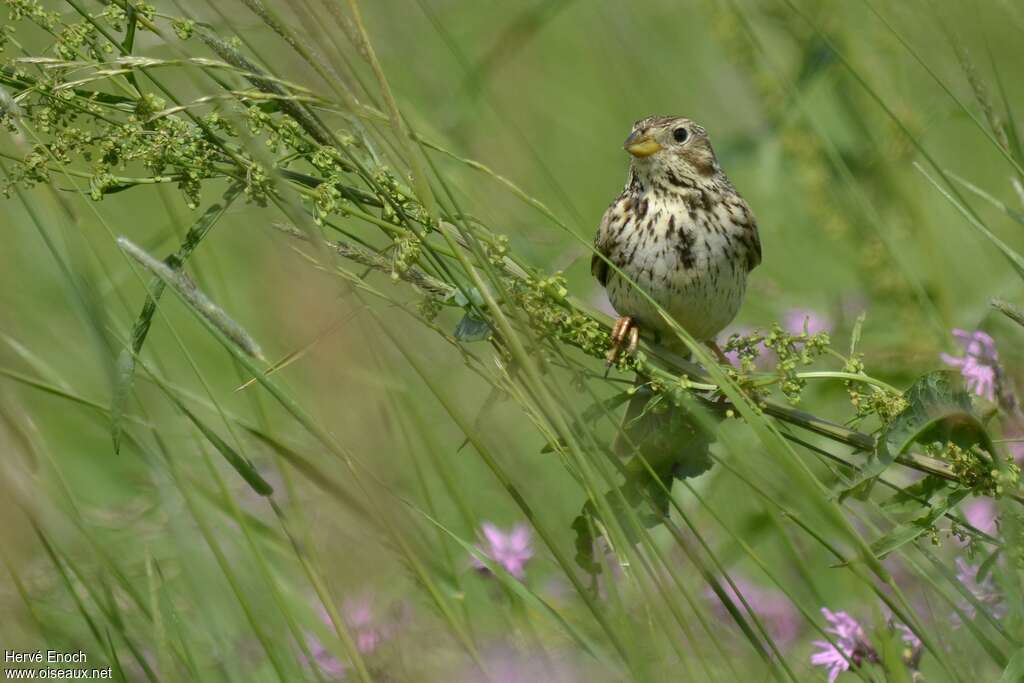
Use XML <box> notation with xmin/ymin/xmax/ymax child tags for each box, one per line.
<box><xmin>673</xmin><ymin>128</ymin><xmax>689</xmax><ymax>143</ymax></box>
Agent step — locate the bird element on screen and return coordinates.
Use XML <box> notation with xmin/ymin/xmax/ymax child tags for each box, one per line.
<box><xmin>592</xmin><ymin>116</ymin><xmax>761</xmax><ymax>464</ymax></box>
<box><xmin>592</xmin><ymin>115</ymin><xmax>761</xmax><ymax>365</ymax></box>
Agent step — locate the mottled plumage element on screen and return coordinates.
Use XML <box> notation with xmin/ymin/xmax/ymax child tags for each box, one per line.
<box><xmin>593</xmin><ymin>116</ymin><xmax>761</xmax><ymax>349</ymax></box>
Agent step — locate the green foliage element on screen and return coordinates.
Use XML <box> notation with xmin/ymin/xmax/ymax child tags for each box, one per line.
<box><xmin>3</xmin><ymin>0</ymin><xmax>1024</xmax><ymax>681</ymax></box>
<box><xmin>880</xmin><ymin>371</ymin><xmax>990</xmax><ymax>460</ymax></box>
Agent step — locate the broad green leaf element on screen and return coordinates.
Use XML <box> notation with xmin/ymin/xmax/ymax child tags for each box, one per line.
<box><xmin>880</xmin><ymin>371</ymin><xmax>992</xmax><ymax>459</ymax></box>
<box><xmin>572</xmin><ymin>393</ymin><xmax>718</xmax><ymax>575</ymax></box>
<box><xmin>615</xmin><ymin>387</ymin><xmax>718</xmax><ymax>477</ymax></box>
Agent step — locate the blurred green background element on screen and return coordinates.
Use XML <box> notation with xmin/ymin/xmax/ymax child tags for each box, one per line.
<box><xmin>2</xmin><ymin>0</ymin><xmax>1024</xmax><ymax>681</ymax></box>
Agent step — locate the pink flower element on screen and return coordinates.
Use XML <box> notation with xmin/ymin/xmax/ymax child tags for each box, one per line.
<box><xmin>472</xmin><ymin>522</ymin><xmax>533</xmax><ymax>579</ymax></box>
<box><xmin>303</xmin><ymin>608</ymin><xmax>346</xmax><ymax>679</ymax></box>
<box><xmin>706</xmin><ymin>578</ymin><xmax>801</xmax><ymax>647</ymax></box>
<box><xmin>784</xmin><ymin>308</ymin><xmax>832</xmax><ymax>336</ymax></box>
<box><xmin>963</xmin><ymin>499</ymin><xmax>997</xmax><ymax>536</ymax></box>
<box><xmin>301</xmin><ymin>596</ymin><xmax>393</xmax><ymax>677</ymax></box>
<box><xmin>941</xmin><ymin>329</ymin><xmax>999</xmax><ymax>401</ymax></box>
<box><xmin>342</xmin><ymin>596</ymin><xmax>391</xmax><ymax>655</ymax></box>
<box><xmin>810</xmin><ymin>608</ymin><xmax>876</xmax><ymax>683</ymax></box>
<box><xmin>954</xmin><ymin>558</ymin><xmax>1006</xmax><ymax>624</ymax></box>
<box><xmin>893</xmin><ymin>622</ymin><xmax>921</xmax><ymax>650</ymax></box>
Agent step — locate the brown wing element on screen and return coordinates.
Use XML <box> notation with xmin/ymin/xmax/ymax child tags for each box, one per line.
<box><xmin>736</xmin><ymin>197</ymin><xmax>762</xmax><ymax>272</ymax></box>
<box><xmin>747</xmin><ymin>219</ymin><xmax>762</xmax><ymax>271</ymax></box>
<box><xmin>591</xmin><ymin>194</ymin><xmax>628</xmax><ymax>287</ymax></box>
<box><xmin>591</xmin><ymin>246</ymin><xmax>610</xmax><ymax>287</ymax></box>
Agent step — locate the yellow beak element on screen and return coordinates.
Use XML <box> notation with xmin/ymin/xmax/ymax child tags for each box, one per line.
<box><xmin>624</xmin><ymin>130</ymin><xmax>662</xmax><ymax>157</ymax></box>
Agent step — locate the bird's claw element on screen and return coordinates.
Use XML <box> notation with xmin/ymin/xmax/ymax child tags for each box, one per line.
<box><xmin>606</xmin><ymin>316</ymin><xmax>640</xmax><ymax>369</ymax></box>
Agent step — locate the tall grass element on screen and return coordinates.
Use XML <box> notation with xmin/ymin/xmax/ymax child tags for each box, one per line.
<box><xmin>2</xmin><ymin>0</ymin><xmax>1024</xmax><ymax>681</ymax></box>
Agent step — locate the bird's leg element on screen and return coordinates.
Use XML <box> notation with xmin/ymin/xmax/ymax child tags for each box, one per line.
<box><xmin>705</xmin><ymin>340</ymin><xmax>732</xmax><ymax>366</ymax></box>
<box><xmin>606</xmin><ymin>316</ymin><xmax>640</xmax><ymax>367</ymax></box>
<box><xmin>627</xmin><ymin>326</ymin><xmax>640</xmax><ymax>355</ymax></box>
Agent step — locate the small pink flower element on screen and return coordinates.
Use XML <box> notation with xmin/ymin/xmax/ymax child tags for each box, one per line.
<box><xmin>810</xmin><ymin>608</ymin><xmax>875</xmax><ymax>683</ymax></box>
<box><xmin>876</xmin><ymin>603</ymin><xmax>922</xmax><ymax>651</ymax></box>
<box><xmin>301</xmin><ymin>596</ymin><xmax>392</xmax><ymax>677</ymax></box>
<box><xmin>941</xmin><ymin>329</ymin><xmax>999</xmax><ymax>401</ymax></box>
<box><xmin>303</xmin><ymin>608</ymin><xmax>346</xmax><ymax>679</ymax></box>
<box><xmin>472</xmin><ymin>522</ymin><xmax>534</xmax><ymax>579</ymax></box>
<box><xmin>342</xmin><ymin>596</ymin><xmax>390</xmax><ymax>655</ymax></box>
<box><xmin>894</xmin><ymin>622</ymin><xmax>921</xmax><ymax>650</ymax></box>
<box><xmin>963</xmin><ymin>499</ymin><xmax>997</xmax><ymax>536</ymax></box>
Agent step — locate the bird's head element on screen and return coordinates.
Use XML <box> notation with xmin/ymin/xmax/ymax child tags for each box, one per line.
<box><xmin>623</xmin><ymin>116</ymin><xmax>719</xmax><ymax>185</ymax></box>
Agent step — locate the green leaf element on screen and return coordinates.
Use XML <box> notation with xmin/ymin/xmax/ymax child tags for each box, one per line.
<box><xmin>614</xmin><ymin>386</ymin><xmax>718</xmax><ymax>477</ymax></box>
<box><xmin>453</xmin><ymin>313</ymin><xmax>490</xmax><ymax>341</ymax></box>
<box><xmin>141</xmin><ymin>369</ymin><xmax>273</xmax><ymax>496</ymax></box>
<box><xmin>572</xmin><ymin>393</ymin><xmax>720</xmax><ymax>575</ymax></box>
<box><xmin>880</xmin><ymin>371</ymin><xmax>991</xmax><ymax>459</ymax></box>
<box><xmin>571</xmin><ymin>464</ymin><xmax>676</xmax><ymax>576</ymax></box>
<box><xmin>242</xmin><ymin>425</ymin><xmax>366</xmax><ymax>516</ymax></box>
<box><xmin>571</xmin><ymin>504</ymin><xmax>601</xmax><ymax>576</ymax></box>
<box><xmin>849</xmin><ymin>311</ymin><xmax>866</xmax><ymax>356</ymax></box>
<box><xmin>178</xmin><ymin>402</ymin><xmax>274</xmax><ymax>496</ymax></box>
<box><xmin>998</xmin><ymin>648</ymin><xmax>1024</xmax><ymax>683</ymax></box>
